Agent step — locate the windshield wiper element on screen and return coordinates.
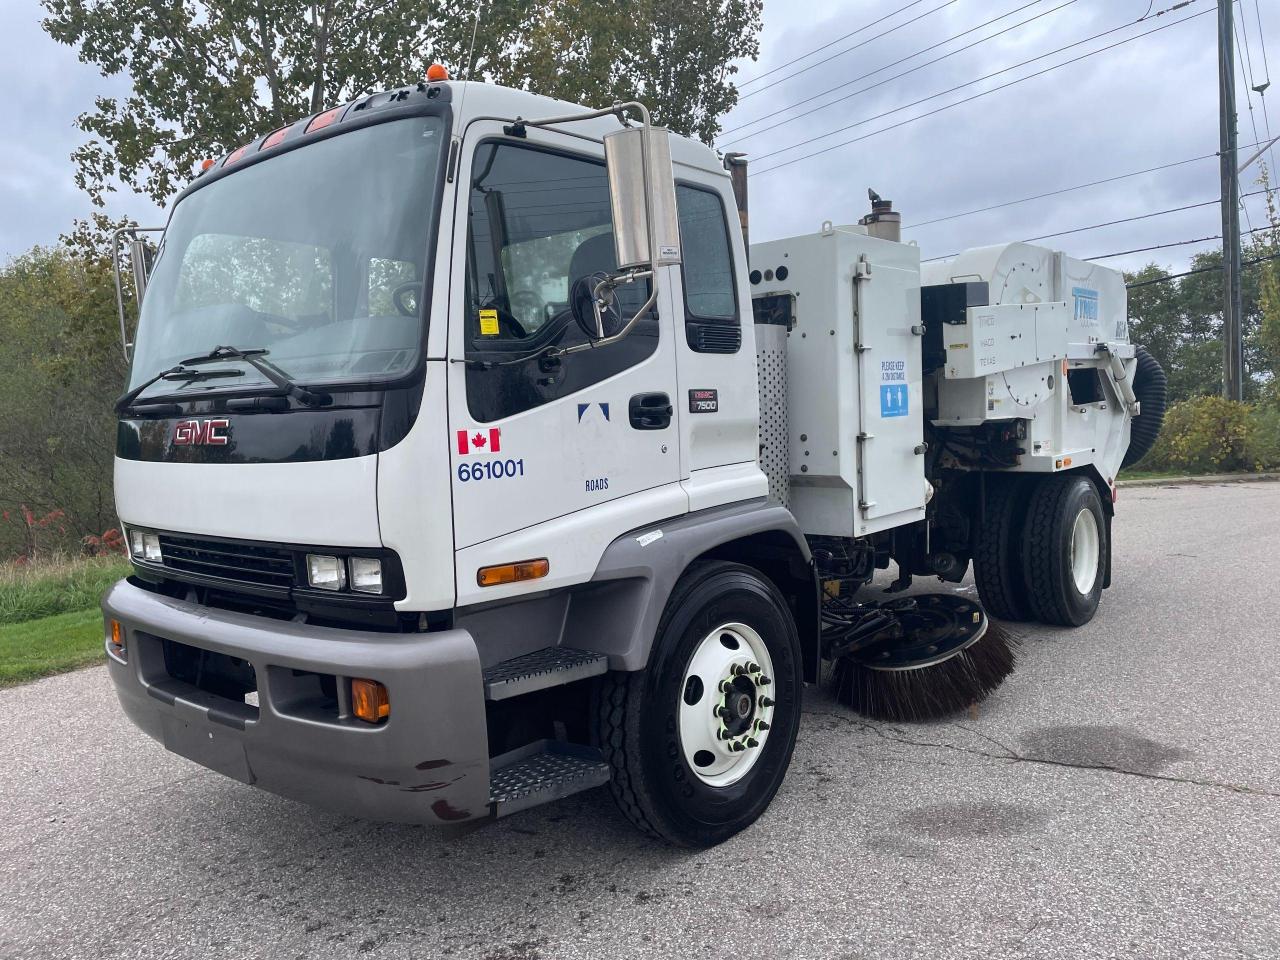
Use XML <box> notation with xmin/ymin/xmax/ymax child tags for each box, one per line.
<box><xmin>180</xmin><ymin>345</ymin><xmax>332</xmax><ymax>407</ymax></box>
<box><xmin>115</xmin><ymin>344</ymin><xmax>331</xmax><ymax>414</ymax></box>
<box><xmin>115</xmin><ymin>367</ymin><xmax>245</xmax><ymax>413</ymax></box>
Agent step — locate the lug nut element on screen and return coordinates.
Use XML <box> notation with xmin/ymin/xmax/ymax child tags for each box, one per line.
<box><xmin>729</xmin><ymin>740</ymin><xmax>746</xmax><ymax>753</ymax></box>
<box><xmin>717</xmin><ymin>706</ymin><xmax>733</xmax><ymax>720</ymax></box>
<box><xmin>719</xmin><ymin>679</ymin><xmax>735</xmax><ymax>693</ymax></box>
<box><xmin>746</xmin><ymin>737</ymin><xmax>760</xmax><ymax>749</ymax></box>
<box><xmin>747</xmin><ymin>663</ymin><xmax>761</xmax><ymax>674</ymax></box>
<box><xmin>757</xmin><ymin>675</ymin><xmax>772</xmax><ymax>686</ymax></box>
<box><xmin>732</xmin><ymin>664</ymin><xmax>748</xmax><ymax>677</ymax></box>
<box><xmin>755</xmin><ymin>720</ymin><xmax>770</xmax><ymax>731</ymax></box>
<box><xmin>759</xmin><ymin>696</ymin><xmax>775</xmax><ymax>708</ymax></box>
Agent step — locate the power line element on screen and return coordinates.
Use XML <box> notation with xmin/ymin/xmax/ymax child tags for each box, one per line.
<box><xmin>906</xmin><ymin>152</ymin><xmax>1225</xmax><ymax>231</ymax></box>
<box><xmin>1087</xmin><ymin>235</ymin><xmax>1221</xmax><ymax>260</ymax></box>
<box><xmin>719</xmin><ymin>0</ymin><xmax>1069</xmax><ymax>144</ymax></box>
<box><xmin>749</xmin><ymin>5</ymin><xmax>1212</xmax><ymax>177</ymax></box>
<box><xmin>1086</xmin><ymin>224</ymin><xmax>1275</xmax><ymax>259</ymax></box>
<box><xmin>736</xmin><ymin>0</ymin><xmax>937</xmax><ymax>92</ymax></box>
<box><xmin>922</xmin><ymin>188</ymin><xmax>1271</xmax><ymax>262</ymax></box>
<box><xmin>1125</xmin><ymin>250</ymin><xmax>1280</xmax><ymax>288</ymax></box>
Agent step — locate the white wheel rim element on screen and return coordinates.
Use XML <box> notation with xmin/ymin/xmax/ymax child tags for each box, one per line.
<box><xmin>677</xmin><ymin>622</ymin><xmax>776</xmax><ymax>788</ymax></box>
<box><xmin>1070</xmin><ymin>508</ymin><xmax>1101</xmax><ymax>594</ymax></box>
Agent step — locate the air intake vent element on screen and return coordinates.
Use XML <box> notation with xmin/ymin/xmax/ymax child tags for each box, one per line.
<box><xmin>687</xmin><ymin>322</ymin><xmax>742</xmax><ymax>354</ymax></box>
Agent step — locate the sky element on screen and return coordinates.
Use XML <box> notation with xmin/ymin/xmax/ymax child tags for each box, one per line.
<box><xmin>2</xmin><ymin>0</ymin><xmax>1278</xmax><ymax>275</ymax></box>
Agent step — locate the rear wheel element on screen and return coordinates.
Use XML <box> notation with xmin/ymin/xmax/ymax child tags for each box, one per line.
<box><xmin>973</xmin><ymin>475</ymin><xmax>1033</xmax><ymax>622</ymax></box>
<box><xmin>1022</xmin><ymin>475</ymin><xmax>1106</xmax><ymax>626</ymax></box>
<box><xmin>593</xmin><ymin>561</ymin><xmax>802</xmax><ymax>846</ymax></box>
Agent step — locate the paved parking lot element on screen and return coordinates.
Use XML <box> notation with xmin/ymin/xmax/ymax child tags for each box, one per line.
<box><xmin>3</xmin><ymin>481</ymin><xmax>1279</xmax><ymax>960</ymax></box>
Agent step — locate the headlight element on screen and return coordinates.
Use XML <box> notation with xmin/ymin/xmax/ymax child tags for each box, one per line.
<box><xmin>128</xmin><ymin>528</ymin><xmax>146</xmax><ymax>558</ymax></box>
<box><xmin>349</xmin><ymin>557</ymin><xmax>383</xmax><ymax>594</ymax></box>
<box><xmin>306</xmin><ymin>554</ymin><xmax>346</xmax><ymax>591</ymax></box>
<box><xmin>143</xmin><ymin>533</ymin><xmax>162</xmax><ymax>562</ymax></box>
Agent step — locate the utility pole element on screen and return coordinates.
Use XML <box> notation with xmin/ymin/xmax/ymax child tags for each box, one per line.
<box><xmin>1218</xmin><ymin>0</ymin><xmax>1244</xmax><ymax>400</ymax></box>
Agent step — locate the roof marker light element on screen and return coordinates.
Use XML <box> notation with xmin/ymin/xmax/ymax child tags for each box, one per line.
<box><xmin>426</xmin><ymin>63</ymin><xmax>449</xmax><ymax>82</ymax></box>
<box><xmin>306</xmin><ymin>107</ymin><xmax>342</xmax><ymax>134</ymax></box>
<box><xmin>223</xmin><ymin>145</ymin><xmax>247</xmax><ymax>166</ymax></box>
<box><xmin>261</xmin><ymin>126</ymin><xmax>289</xmax><ymax>150</ymax></box>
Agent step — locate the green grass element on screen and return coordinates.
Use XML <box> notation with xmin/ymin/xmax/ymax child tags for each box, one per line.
<box><xmin>1117</xmin><ymin>467</ymin><xmax>1190</xmax><ymax>481</ymax></box>
<box><xmin>0</xmin><ymin>555</ymin><xmax>129</xmax><ymax>626</ymax></box>
<box><xmin>0</xmin><ymin>607</ymin><xmax>106</xmax><ymax>687</ymax></box>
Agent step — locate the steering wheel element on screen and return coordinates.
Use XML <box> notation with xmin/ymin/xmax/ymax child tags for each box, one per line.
<box><xmin>391</xmin><ymin>281</ymin><xmax>421</xmax><ymax>317</ymax></box>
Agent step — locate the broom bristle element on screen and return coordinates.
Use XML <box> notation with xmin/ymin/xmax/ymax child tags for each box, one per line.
<box><xmin>831</xmin><ymin>622</ymin><xmax>1019</xmax><ymax>722</ymax></box>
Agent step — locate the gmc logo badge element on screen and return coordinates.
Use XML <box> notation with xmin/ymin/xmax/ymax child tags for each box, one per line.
<box><xmin>173</xmin><ymin>418</ymin><xmax>230</xmax><ymax>446</ymax></box>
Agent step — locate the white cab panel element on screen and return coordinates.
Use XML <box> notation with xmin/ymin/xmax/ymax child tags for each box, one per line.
<box><xmin>115</xmin><ymin>455</ymin><xmax>381</xmax><ymax>546</ymax></box>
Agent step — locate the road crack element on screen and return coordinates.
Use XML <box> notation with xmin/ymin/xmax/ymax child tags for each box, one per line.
<box><xmin>807</xmin><ymin>710</ymin><xmax>1280</xmax><ymax>799</ymax></box>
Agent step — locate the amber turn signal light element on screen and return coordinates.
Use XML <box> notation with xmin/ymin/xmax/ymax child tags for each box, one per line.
<box><xmin>477</xmin><ymin>558</ymin><xmax>549</xmax><ymax>588</ymax></box>
<box><xmin>108</xmin><ymin>618</ymin><xmax>126</xmax><ymax>659</ymax></box>
<box><xmin>351</xmin><ymin>678</ymin><xmax>389</xmax><ymax>723</ymax></box>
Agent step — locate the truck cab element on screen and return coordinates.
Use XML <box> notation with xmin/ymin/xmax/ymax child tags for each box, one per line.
<box><xmin>105</xmin><ymin>78</ymin><xmax>814</xmax><ymax>840</ymax></box>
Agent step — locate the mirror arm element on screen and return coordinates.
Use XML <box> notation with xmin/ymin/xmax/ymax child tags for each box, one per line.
<box><xmin>111</xmin><ymin>225</ymin><xmax>165</xmax><ymax>364</ymax></box>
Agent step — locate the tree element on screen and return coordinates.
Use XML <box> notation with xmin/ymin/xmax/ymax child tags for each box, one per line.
<box><xmin>1125</xmin><ymin>234</ymin><xmax>1279</xmax><ymax>403</ymax></box>
<box><xmin>0</xmin><ymin>246</ymin><xmax>127</xmax><ymax>556</ymax></box>
<box><xmin>42</xmin><ymin>0</ymin><xmax>761</xmax><ymax>208</ymax></box>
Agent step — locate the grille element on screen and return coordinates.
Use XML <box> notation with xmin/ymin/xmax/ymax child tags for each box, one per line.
<box><xmin>157</xmin><ymin>533</ymin><xmax>296</xmax><ymax>590</ymax></box>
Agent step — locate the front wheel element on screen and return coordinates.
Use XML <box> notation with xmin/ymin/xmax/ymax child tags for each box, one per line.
<box><xmin>593</xmin><ymin>561</ymin><xmax>802</xmax><ymax>846</ymax></box>
<box><xmin>1022</xmin><ymin>475</ymin><xmax>1106</xmax><ymax>626</ymax></box>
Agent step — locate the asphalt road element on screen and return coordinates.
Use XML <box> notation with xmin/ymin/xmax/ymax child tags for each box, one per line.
<box><xmin>3</xmin><ymin>481</ymin><xmax>1279</xmax><ymax>960</ymax></box>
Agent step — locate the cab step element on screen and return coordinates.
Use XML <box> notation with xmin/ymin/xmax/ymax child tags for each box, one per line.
<box><xmin>489</xmin><ymin>740</ymin><xmax>610</xmax><ymax>818</ymax></box>
<box><xmin>482</xmin><ymin>646</ymin><xmax>608</xmax><ymax>701</ymax></box>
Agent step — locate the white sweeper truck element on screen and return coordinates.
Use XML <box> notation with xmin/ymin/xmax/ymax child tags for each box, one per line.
<box><xmin>104</xmin><ymin>71</ymin><xmax>1166</xmax><ymax>845</ymax></box>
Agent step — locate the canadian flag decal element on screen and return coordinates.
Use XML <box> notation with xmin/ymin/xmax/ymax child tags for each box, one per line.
<box><xmin>456</xmin><ymin>428</ymin><xmax>501</xmax><ymax>455</ymax></box>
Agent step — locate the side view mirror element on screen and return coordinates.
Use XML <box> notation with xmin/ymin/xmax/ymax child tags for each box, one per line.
<box><xmin>112</xmin><ymin>226</ymin><xmax>164</xmax><ymax>362</ymax></box>
<box><xmin>603</xmin><ymin>125</ymin><xmax>682</xmax><ymax>273</ymax></box>
<box><xmin>129</xmin><ymin>238</ymin><xmax>156</xmax><ymax>302</ymax></box>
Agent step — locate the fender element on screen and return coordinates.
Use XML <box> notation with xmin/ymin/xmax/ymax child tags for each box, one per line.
<box><xmin>561</xmin><ymin>498</ymin><xmax>819</xmax><ymax>680</ymax></box>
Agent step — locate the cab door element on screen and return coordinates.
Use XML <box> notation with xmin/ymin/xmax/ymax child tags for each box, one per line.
<box><xmin>445</xmin><ymin>121</ymin><xmax>685</xmax><ymax>561</ymax></box>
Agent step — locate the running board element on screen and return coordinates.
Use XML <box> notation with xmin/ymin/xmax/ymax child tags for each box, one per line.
<box><xmin>483</xmin><ymin>647</ymin><xmax>608</xmax><ymax>701</ymax></box>
<box><xmin>489</xmin><ymin>741</ymin><xmax>610</xmax><ymax>818</ymax></box>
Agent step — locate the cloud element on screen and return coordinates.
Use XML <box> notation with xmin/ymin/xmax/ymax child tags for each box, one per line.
<box><xmin>2</xmin><ymin>0</ymin><xmax>1276</xmax><ymax>275</ymax></box>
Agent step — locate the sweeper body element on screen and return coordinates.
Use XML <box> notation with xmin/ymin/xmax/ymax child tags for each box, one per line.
<box><xmin>103</xmin><ymin>78</ymin><xmax>1165</xmax><ymax>846</ymax></box>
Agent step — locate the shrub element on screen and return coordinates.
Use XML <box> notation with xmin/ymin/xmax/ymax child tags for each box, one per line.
<box><xmin>1141</xmin><ymin>396</ymin><xmax>1253</xmax><ymax>473</ymax></box>
<box><xmin>1249</xmin><ymin>404</ymin><xmax>1280</xmax><ymax>470</ymax></box>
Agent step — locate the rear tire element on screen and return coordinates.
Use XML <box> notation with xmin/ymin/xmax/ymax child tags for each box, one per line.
<box><xmin>973</xmin><ymin>475</ymin><xmax>1033</xmax><ymax>622</ymax></box>
<box><xmin>592</xmin><ymin>561</ymin><xmax>802</xmax><ymax>847</ymax></box>
<box><xmin>1022</xmin><ymin>476</ymin><xmax>1106</xmax><ymax>627</ymax></box>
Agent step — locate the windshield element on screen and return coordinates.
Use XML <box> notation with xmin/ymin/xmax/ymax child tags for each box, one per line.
<box><xmin>128</xmin><ymin>116</ymin><xmax>446</xmax><ymax>396</ymax></box>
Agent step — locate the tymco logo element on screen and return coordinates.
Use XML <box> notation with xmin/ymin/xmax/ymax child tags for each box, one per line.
<box><xmin>173</xmin><ymin>418</ymin><xmax>230</xmax><ymax>446</ymax></box>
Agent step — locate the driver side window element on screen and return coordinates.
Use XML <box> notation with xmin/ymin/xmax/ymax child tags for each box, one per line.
<box><xmin>463</xmin><ymin>140</ymin><xmax>658</xmax><ymax>423</ymax></box>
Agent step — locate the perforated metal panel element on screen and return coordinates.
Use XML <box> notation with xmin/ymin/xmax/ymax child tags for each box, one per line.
<box><xmin>755</xmin><ymin>322</ymin><xmax>790</xmax><ymax>507</ymax></box>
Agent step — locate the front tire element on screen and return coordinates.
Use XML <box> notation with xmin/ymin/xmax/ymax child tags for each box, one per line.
<box><xmin>1022</xmin><ymin>476</ymin><xmax>1106</xmax><ymax>627</ymax></box>
<box><xmin>593</xmin><ymin>561</ymin><xmax>802</xmax><ymax>847</ymax></box>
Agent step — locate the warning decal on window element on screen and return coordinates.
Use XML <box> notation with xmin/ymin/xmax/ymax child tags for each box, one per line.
<box><xmin>479</xmin><ymin>309</ymin><xmax>500</xmax><ymax>336</ymax></box>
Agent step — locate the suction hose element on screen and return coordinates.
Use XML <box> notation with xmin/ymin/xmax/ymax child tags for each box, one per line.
<box><xmin>1120</xmin><ymin>345</ymin><xmax>1168</xmax><ymax>468</ymax></box>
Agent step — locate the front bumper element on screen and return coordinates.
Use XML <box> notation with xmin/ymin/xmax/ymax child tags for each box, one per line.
<box><xmin>102</xmin><ymin>579</ymin><xmax>489</xmax><ymax>824</ymax></box>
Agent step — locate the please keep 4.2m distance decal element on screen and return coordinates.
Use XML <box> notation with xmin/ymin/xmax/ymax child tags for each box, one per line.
<box><xmin>455</xmin><ymin>427</ymin><xmax>525</xmax><ymax>483</ymax></box>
